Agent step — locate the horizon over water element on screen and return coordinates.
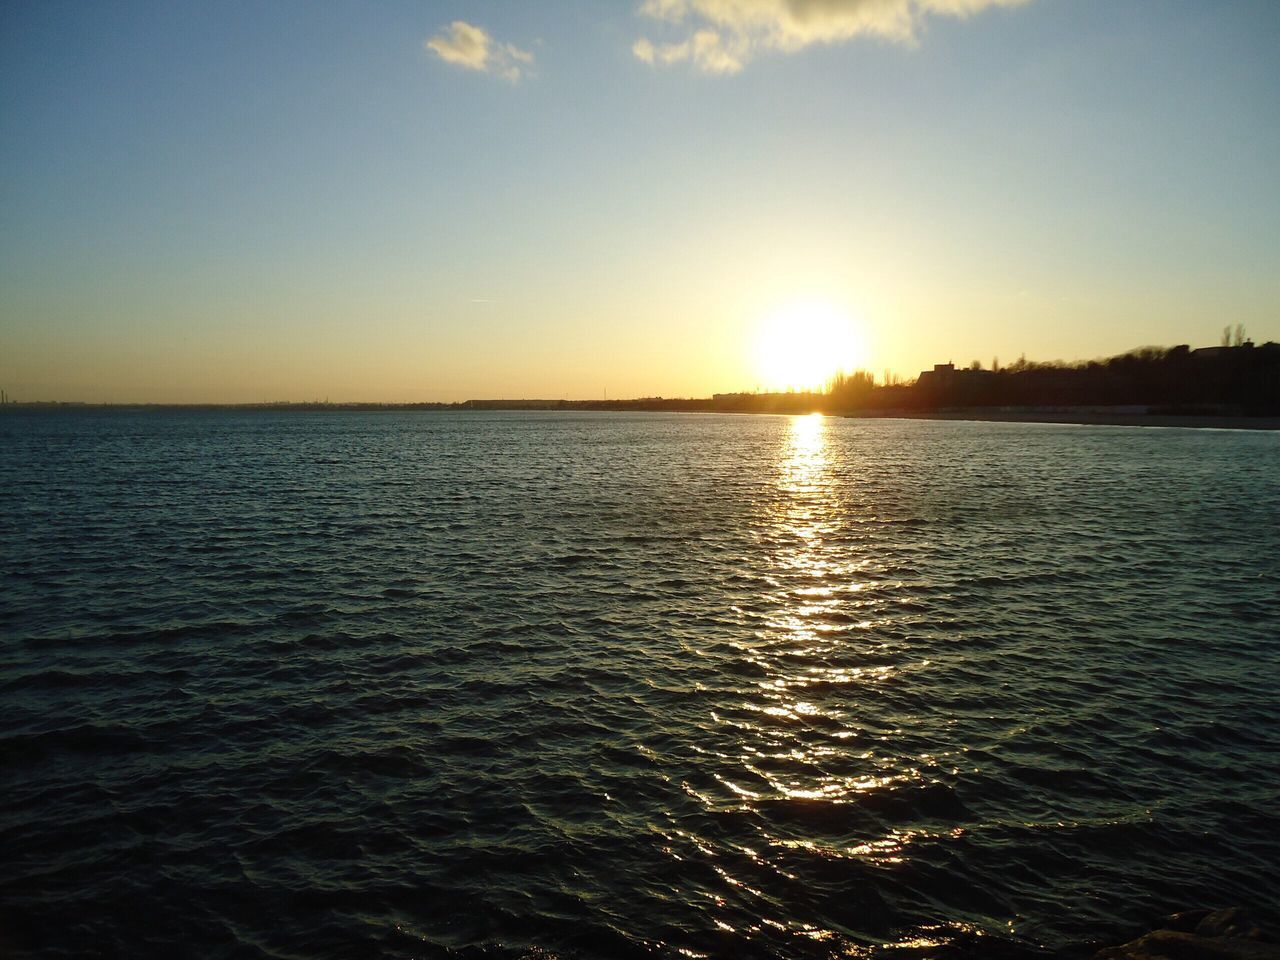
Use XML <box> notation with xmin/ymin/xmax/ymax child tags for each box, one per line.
<box><xmin>2</xmin><ymin>410</ymin><xmax>1278</xmax><ymax>959</ymax></box>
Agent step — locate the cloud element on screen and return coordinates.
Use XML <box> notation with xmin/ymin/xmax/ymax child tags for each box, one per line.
<box><xmin>633</xmin><ymin>37</ymin><xmax>657</xmax><ymax>63</ymax></box>
<box><xmin>633</xmin><ymin>0</ymin><xmax>1031</xmax><ymax>73</ymax></box>
<box><xmin>426</xmin><ymin>21</ymin><xmax>534</xmax><ymax>81</ymax></box>
<box><xmin>634</xmin><ymin>30</ymin><xmax>745</xmax><ymax>73</ymax></box>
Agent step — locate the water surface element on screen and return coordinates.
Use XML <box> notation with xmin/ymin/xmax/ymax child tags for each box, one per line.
<box><xmin>2</xmin><ymin>411</ymin><xmax>1278</xmax><ymax>958</ymax></box>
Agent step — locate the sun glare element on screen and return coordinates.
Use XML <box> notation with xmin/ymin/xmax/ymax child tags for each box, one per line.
<box><xmin>753</xmin><ymin>300</ymin><xmax>864</xmax><ymax>392</ymax></box>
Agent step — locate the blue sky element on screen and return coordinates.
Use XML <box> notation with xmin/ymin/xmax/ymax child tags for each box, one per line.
<box><xmin>2</xmin><ymin>1</ymin><xmax>1277</xmax><ymax>401</ymax></box>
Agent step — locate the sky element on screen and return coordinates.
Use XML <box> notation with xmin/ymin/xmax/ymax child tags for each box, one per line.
<box><xmin>1</xmin><ymin>0</ymin><xmax>1277</xmax><ymax>403</ymax></box>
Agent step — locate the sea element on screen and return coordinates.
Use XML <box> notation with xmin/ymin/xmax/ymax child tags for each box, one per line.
<box><xmin>2</xmin><ymin>410</ymin><xmax>1278</xmax><ymax>959</ymax></box>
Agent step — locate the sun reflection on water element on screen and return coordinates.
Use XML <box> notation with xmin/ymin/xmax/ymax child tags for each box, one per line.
<box><xmin>661</xmin><ymin>413</ymin><xmax>937</xmax><ymax>952</ymax></box>
<box><xmin>701</xmin><ymin>416</ymin><xmax>908</xmax><ymax>818</ymax></box>
<box><xmin>777</xmin><ymin>413</ymin><xmax>830</xmax><ymax>524</ymax></box>
<box><xmin>757</xmin><ymin>421</ymin><xmax>920</xmax><ymax>822</ymax></box>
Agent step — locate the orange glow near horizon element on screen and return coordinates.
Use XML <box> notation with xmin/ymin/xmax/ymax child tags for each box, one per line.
<box><xmin>752</xmin><ymin>300</ymin><xmax>866</xmax><ymax>392</ymax></box>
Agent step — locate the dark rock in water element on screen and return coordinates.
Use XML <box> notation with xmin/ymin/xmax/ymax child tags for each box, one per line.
<box><xmin>1096</xmin><ymin>907</ymin><xmax>1277</xmax><ymax>960</ymax></box>
<box><xmin>1164</xmin><ymin>912</ymin><xmax>1214</xmax><ymax>933</ymax></box>
<box><xmin>1197</xmin><ymin>909</ymin><xmax>1266</xmax><ymax>941</ymax></box>
<box><xmin>1096</xmin><ymin>930</ymin><xmax>1279</xmax><ymax>960</ymax></box>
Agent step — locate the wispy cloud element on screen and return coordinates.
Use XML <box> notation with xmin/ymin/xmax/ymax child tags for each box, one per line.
<box><xmin>633</xmin><ymin>0</ymin><xmax>1032</xmax><ymax>74</ymax></box>
<box><xmin>426</xmin><ymin>21</ymin><xmax>534</xmax><ymax>82</ymax></box>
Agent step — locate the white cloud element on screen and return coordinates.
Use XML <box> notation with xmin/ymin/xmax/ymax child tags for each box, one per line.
<box><xmin>635</xmin><ymin>29</ymin><xmax>747</xmax><ymax>73</ymax></box>
<box><xmin>633</xmin><ymin>37</ymin><xmax>657</xmax><ymax>64</ymax></box>
<box><xmin>426</xmin><ymin>21</ymin><xmax>534</xmax><ymax>82</ymax></box>
<box><xmin>633</xmin><ymin>0</ymin><xmax>1031</xmax><ymax>73</ymax></box>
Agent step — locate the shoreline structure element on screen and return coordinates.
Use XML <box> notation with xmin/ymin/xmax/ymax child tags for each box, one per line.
<box><xmin>850</xmin><ymin>408</ymin><xmax>1280</xmax><ymax>431</ymax></box>
<box><xmin>5</xmin><ymin>343</ymin><xmax>1277</xmax><ymax>428</ymax></box>
<box><xmin>3</xmin><ymin>402</ymin><xmax>1278</xmax><ymax>431</ymax></box>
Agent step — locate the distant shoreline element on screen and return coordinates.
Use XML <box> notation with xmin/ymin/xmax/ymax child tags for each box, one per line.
<box><xmin>2</xmin><ymin>402</ymin><xmax>1279</xmax><ymax>429</ymax></box>
<box><xmin>844</xmin><ymin>408</ymin><xmax>1280</xmax><ymax>430</ymax></box>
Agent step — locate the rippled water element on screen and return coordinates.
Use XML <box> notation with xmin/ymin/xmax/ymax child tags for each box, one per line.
<box><xmin>2</xmin><ymin>410</ymin><xmax>1278</xmax><ymax>959</ymax></box>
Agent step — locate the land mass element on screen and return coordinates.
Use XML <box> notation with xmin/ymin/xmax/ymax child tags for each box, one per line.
<box><xmin>3</xmin><ymin>341</ymin><xmax>1278</xmax><ymax>427</ymax></box>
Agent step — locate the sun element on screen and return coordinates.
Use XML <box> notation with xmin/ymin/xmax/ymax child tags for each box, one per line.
<box><xmin>753</xmin><ymin>299</ymin><xmax>864</xmax><ymax>391</ymax></box>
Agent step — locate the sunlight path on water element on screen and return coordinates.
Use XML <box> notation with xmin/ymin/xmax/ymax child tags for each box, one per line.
<box><xmin>2</xmin><ymin>411</ymin><xmax>1278</xmax><ymax>959</ymax></box>
<box><xmin>671</xmin><ymin>414</ymin><xmax>963</xmax><ymax>951</ymax></box>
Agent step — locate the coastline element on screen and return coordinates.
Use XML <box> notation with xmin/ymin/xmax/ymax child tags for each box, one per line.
<box><xmin>3</xmin><ymin>401</ymin><xmax>1279</xmax><ymax>430</ymax></box>
<box><xmin>844</xmin><ymin>408</ymin><xmax>1280</xmax><ymax>431</ymax></box>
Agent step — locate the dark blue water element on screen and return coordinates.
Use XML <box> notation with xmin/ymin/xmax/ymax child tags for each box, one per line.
<box><xmin>2</xmin><ymin>410</ymin><xmax>1278</xmax><ymax>959</ymax></box>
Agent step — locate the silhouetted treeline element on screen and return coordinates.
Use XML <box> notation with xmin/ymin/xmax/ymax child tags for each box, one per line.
<box><xmin>827</xmin><ymin>342</ymin><xmax>1280</xmax><ymax>415</ymax></box>
<box><xmin>7</xmin><ymin>342</ymin><xmax>1275</xmax><ymax>417</ymax></box>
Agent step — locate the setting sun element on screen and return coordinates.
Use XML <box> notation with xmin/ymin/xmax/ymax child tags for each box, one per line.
<box><xmin>753</xmin><ymin>299</ymin><xmax>865</xmax><ymax>392</ymax></box>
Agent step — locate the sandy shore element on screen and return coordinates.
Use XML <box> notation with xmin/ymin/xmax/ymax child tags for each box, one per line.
<box><xmin>846</xmin><ymin>408</ymin><xmax>1280</xmax><ymax>431</ymax></box>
